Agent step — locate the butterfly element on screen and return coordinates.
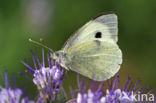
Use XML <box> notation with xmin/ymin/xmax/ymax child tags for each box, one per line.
<box><xmin>54</xmin><ymin>12</ymin><xmax>122</xmax><ymax>81</ymax></box>
<box><xmin>30</xmin><ymin>12</ymin><xmax>122</xmax><ymax>81</ymax></box>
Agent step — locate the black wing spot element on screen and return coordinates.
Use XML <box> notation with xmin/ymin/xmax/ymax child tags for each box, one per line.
<box><xmin>95</xmin><ymin>32</ymin><xmax>102</xmax><ymax>38</ymax></box>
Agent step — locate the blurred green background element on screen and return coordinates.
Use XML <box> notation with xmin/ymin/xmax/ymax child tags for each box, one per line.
<box><xmin>0</xmin><ymin>0</ymin><xmax>156</xmax><ymax>98</ymax></box>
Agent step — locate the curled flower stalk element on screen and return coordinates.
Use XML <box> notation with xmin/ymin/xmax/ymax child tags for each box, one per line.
<box><xmin>67</xmin><ymin>75</ymin><xmax>152</xmax><ymax>103</ymax></box>
<box><xmin>0</xmin><ymin>70</ymin><xmax>34</xmax><ymax>103</ymax></box>
<box><xmin>23</xmin><ymin>49</ymin><xmax>64</xmax><ymax>102</ymax></box>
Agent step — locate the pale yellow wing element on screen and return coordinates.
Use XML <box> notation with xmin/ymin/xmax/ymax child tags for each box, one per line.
<box><xmin>61</xmin><ymin>40</ymin><xmax>122</xmax><ymax>81</ymax></box>
<box><xmin>63</xmin><ymin>13</ymin><xmax>118</xmax><ymax>52</ymax></box>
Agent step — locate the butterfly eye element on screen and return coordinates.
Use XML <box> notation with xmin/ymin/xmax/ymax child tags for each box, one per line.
<box><xmin>95</xmin><ymin>32</ymin><xmax>102</xmax><ymax>38</ymax></box>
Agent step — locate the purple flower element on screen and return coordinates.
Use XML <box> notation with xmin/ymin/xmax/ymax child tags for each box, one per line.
<box><xmin>0</xmin><ymin>70</ymin><xmax>34</xmax><ymax>103</ymax></box>
<box><xmin>67</xmin><ymin>75</ymin><xmax>152</xmax><ymax>103</ymax></box>
<box><xmin>23</xmin><ymin>49</ymin><xmax>64</xmax><ymax>102</ymax></box>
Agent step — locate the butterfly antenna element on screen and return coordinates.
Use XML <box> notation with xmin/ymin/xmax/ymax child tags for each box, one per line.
<box><xmin>29</xmin><ymin>38</ymin><xmax>52</xmax><ymax>52</ymax></box>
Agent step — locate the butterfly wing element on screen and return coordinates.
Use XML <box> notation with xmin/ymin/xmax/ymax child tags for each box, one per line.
<box><xmin>62</xmin><ymin>13</ymin><xmax>118</xmax><ymax>52</ymax></box>
<box><xmin>62</xmin><ymin>40</ymin><xmax>122</xmax><ymax>81</ymax></box>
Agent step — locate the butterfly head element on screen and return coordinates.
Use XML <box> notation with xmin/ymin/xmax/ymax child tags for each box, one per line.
<box><xmin>52</xmin><ymin>50</ymin><xmax>63</xmax><ymax>60</ymax></box>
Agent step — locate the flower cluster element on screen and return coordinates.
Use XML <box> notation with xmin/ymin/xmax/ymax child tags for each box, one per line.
<box><xmin>0</xmin><ymin>70</ymin><xmax>34</xmax><ymax>103</ymax></box>
<box><xmin>23</xmin><ymin>49</ymin><xmax>64</xmax><ymax>102</ymax></box>
<box><xmin>68</xmin><ymin>75</ymin><xmax>151</xmax><ymax>103</ymax></box>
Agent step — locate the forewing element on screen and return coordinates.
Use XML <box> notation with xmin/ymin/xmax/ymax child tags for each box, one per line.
<box><xmin>63</xmin><ymin>13</ymin><xmax>118</xmax><ymax>52</ymax></box>
<box><xmin>62</xmin><ymin>40</ymin><xmax>122</xmax><ymax>81</ymax></box>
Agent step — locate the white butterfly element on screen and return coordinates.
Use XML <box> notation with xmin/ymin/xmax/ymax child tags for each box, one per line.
<box><xmin>55</xmin><ymin>12</ymin><xmax>122</xmax><ymax>81</ymax></box>
<box><xmin>30</xmin><ymin>12</ymin><xmax>122</xmax><ymax>81</ymax></box>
